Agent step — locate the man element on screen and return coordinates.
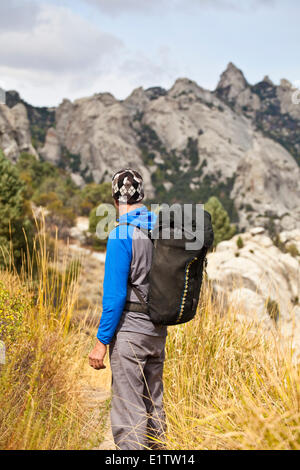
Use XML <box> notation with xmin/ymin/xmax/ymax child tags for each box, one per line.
<box><xmin>89</xmin><ymin>168</ymin><xmax>167</xmax><ymax>450</ymax></box>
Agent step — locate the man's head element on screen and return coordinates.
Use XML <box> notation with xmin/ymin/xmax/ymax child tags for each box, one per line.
<box><xmin>112</xmin><ymin>168</ymin><xmax>144</xmax><ymax>205</ymax></box>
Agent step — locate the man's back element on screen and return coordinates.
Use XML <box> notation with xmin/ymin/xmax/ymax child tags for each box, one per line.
<box><xmin>97</xmin><ymin>205</ymin><xmax>167</xmax><ymax>344</ymax></box>
<box><xmin>116</xmin><ymin>206</ymin><xmax>167</xmax><ymax>338</ymax></box>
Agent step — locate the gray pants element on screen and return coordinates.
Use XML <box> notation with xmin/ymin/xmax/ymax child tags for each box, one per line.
<box><xmin>109</xmin><ymin>331</ymin><xmax>167</xmax><ymax>450</ymax></box>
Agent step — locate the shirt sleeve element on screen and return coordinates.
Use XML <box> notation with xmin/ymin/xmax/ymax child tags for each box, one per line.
<box><xmin>96</xmin><ymin>226</ymin><xmax>132</xmax><ymax>344</ymax></box>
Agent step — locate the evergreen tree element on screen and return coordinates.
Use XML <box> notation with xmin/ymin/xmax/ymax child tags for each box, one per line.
<box><xmin>0</xmin><ymin>150</ymin><xmax>33</xmax><ymax>268</ymax></box>
<box><xmin>80</xmin><ymin>182</ymin><xmax>112</xmax><ymax>215</ymax></box>
<box><xmin>205</xmin><ymin>196</ymin><xmax>236</xmax><ymax>246</ymax></box>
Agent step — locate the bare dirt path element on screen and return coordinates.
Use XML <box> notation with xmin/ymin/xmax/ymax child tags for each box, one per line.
<box><xmin>98</xmin><ymin>412</ymin><xmax>115</xmax><ymax>450</ymax></box>
<box><xmin>80</xmin><ymin>384</ymin><xmax>115</xmax><ymax>450</ymax></box>
<box><xmin>79</xmin><ymin>356</ymin><xmax>114</xmax><ymax>450</ymax></box>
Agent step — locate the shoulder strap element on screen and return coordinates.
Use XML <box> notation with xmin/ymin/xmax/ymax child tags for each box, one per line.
<box><xmin>130</xmin><ymin>284</ymin><xmax>148</xmax><ymax>307</ymax></box>
<box><xmin>118</xmin><ymin>222</ymin><xmax>153</xmax><ymax>243</ymax></box>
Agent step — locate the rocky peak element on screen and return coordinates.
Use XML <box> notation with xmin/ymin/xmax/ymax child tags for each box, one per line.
<box><xmin>5</xmin><ymin>90</ymin><xmax>22</xmax><ymax>108</ymax></box>
<box><xmin>262</xmin><ymin>75</ymin><xmax>274</xmax><ymax>86</ymax></box>
<box><xmin>4</xmin><ymin>89</ymin><xmax>55</xmax><ymax>150</ymax></box>
<box><xmin>94</xmin><ymin>92</ymin><xmax>117</xmax><ymax>107</ymax></box>
<box><xmin>144</xmin><ymin>87</ymin><xmax>167</xmax><ymax>101</ymax></box>
<box><xmin>0</xmin><ymin>101</ymin><xmax>37</xmax><ymax>161</ymax></box>
<box><xmin>168</xmin><ymin>77</ymin><xmax>211</xmax><ymax>104</ymax></box>
<box><xmin>125</xmin><ymin>86</ymin><xmax>146</xmax><ymax>101</ymax></box>
<box><xmin>215</xmin><ymin>63</ymin><xmax>300</xmax><ymax>167</ymax></box>
<box><xmin>279</xmin><ymin>78</ymin><xmax>293</xmax><ymax>89</ymax></box>
<box><xmin>123</xmin><ymin>87</ymin><xmax>149</xmax><ymax>116</ymax></box>
<box><xmin>169</xmin><ymin>77</ymin><xmax>200</xmax><ymax>95</ymax></box>
<box><xmin>216</xmin><ymin>62</ymin><xmax>248</xmax><ymax>100</ymax></box>
<box><xmin>72</xmin><ymin>92</ymin><xmax>117</xmax><ymax>109</ymax></box>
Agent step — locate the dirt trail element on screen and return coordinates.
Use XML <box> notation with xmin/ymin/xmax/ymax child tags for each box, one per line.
<box><xmin>98</xmin><ymin>412</ymin><xmax>115</xmax><ymax>450</ymax></box>
<box><xmin>80</xmin><ymin>357</ymin><xmax>114</xmax><ymax>450</ymax></box>
<box><xmin>81</xmin><ymin>384</ymin><xmax>115</xmax><ymax>450</ymax></box>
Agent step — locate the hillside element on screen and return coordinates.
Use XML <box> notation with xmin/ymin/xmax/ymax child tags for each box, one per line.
<box><xmin>1</xmin><ymin>63</ymin><xmax>300</xmax><ymax>233</ymax></box>
<box><xmin>216</xmin><ymin>62</ymin><xmax>300</xmax><ymax>165</ymax></box>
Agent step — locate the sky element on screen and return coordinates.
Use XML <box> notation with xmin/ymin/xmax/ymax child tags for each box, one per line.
<box><xmin>0</xmin><ymin>0</ymin><xmax>299</xmax><ymax>107</ymax></box>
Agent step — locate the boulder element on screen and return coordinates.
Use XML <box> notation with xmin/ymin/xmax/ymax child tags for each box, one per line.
<box><xmin>207</xmin><ymin>230</ymin><xmax>300</xmax><ymax>354</ymax></box>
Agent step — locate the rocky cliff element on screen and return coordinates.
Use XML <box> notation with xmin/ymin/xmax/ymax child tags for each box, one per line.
<box><xmin>207</xmin><ymin>226</ymin><xmax>300</xmax><ymax>355</ymax></box>
<box><xmin>1</xmin><ymin>63</ymin><xmax>300</xmax><ymax>232</ymax></box>
<box><xmin>216</xmin><ymin>62</ymin><xmax>300</xmax><ymax>166</ymax></box>
<box><xmin>5</xmin><ymin>90</ymin><xmax>55</xmax><ymax>151</ymax></box>
<box><xmin>0</xmin><ymin>102</ymin><xmax>37</xmax><ymax>161</ymax></box>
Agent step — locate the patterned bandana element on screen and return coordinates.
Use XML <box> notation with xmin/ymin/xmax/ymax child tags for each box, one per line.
<box><xmin>112</xmin><ymin>168</ymin><xmax>144</xmax><ymax>204</ymax></box>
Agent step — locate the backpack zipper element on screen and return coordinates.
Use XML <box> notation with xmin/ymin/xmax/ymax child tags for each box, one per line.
<box><xmin>176</xmin><ymin>257</ymin><xmax>198</xmax><ymax>323</ymax></box>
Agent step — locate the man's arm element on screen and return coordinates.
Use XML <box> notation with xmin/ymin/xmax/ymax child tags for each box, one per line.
<box><xmin>89</xmin><ymin>226</ymin><xmax>132</xmax><ymax>369</ymax></box>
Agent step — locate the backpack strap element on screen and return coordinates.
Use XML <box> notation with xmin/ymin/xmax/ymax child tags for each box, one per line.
<box><xmin>117</xmin><ymin>222</ymin><xmax>150</xmax><ymax>314</ymax></box>
<box><xmin>118</xmin><ymin>222</ymin><xmax>153</xmax><ymax>242</ymax></box>
<box><xmin>124</xmin><ymin>300</ymin><xmax>148</xmax><ymax>314</ymax></box>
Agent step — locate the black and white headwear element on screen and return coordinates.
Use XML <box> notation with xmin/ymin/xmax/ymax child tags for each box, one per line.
<box><xmin>112</xmin><ymin>168</ymin><xmax>144</xmax><ymax>204</ymax></box>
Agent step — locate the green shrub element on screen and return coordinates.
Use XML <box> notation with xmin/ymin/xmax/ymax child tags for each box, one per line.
<box><xmin>0</xmin><ymin>277</ymin><xmax>31</xmax><ymax>342</ymax></box>
<box><xmin>79</xmin><ymin>183</ymin><xmax>112</xmax><ymax>216</ymax></box>
<box><xmin>16</xmin><ymin>153</ymin><xmax>81</xmax><ymax>215</ymax></box>
<box><xmin>0</xmin><ymin>150</ymin><xmax>34</xmax><ymax>269</ymax></box>
<box><xmin>45</xmin><ymin>197</ymin><xmax>76</xmax><ymax>240</ymax></box>
<box><xmin>266</xmin><ymin>297</ymin><xmax>280</xmax><ymax>322</ymax></box>
<box><xmin>272</xmin><ymin>234</ymin><xmax>285</xmax><ymax>252</ymax></box>
<box><xmin>236</xmin><ymin>236</ymin><xmax>244</xmax><ymax>249</ymax></box>
<box><xmin>286</xmin><ymin>243</ymin><xmax>299</xmax><ymax>258</ymax></box>
<box><xmin>205</xmin><ymin>196</ymin><xmax>236</xmax><ymax>246</ymax></box>
<box><xmin>273</xmin><ymin>237</ymin><xmax>299</xmax><ymax>258</ymax></box>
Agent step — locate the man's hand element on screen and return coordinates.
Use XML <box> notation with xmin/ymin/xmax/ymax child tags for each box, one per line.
<box><xmin>89</xmin><ymin>340</ymin><xmax>107</xmax><ymax>370</ymax></box>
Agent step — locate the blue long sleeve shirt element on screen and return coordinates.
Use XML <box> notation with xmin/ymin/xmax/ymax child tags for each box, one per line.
<box><xmin>97</xmin><ymin>205</ymin><xmax>156</xmax><ymax>344</ymax></box>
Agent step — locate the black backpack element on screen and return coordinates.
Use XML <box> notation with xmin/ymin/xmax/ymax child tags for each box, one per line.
<box><xmin>124</xmin><ymin>204</ymin><xmax>214</xmax><ymax>326</ymax></box>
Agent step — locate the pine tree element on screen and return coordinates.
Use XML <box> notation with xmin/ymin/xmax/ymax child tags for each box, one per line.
<box><xmin>205</xmin><ymin>196</ymin><xmax>236</xmax><ymax>246</ymax></box>
<box><xmin>0</xmin><ymin>150</ymin><xmax>33</xmax><ymax>268</ymax></box>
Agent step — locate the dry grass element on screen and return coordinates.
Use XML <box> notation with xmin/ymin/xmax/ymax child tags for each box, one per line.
<box><xmin>164</xmin><ymin>282</ymin><xmax>300</xmax><ymax>450</ymax></box>
<box><xmin>0</xmin><ymin>220</ymin><xmax>107</xmax><ymax>450</ymax></box>
<box><xmin>1</xmin><ymin>217</ymin><xmax>300</xmax><ymax>450</ymax></box>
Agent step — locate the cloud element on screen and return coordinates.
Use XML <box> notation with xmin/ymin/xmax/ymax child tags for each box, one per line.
<box><xmin>0</xmin><ymin>0</ymin><xmax>40</xmax><ymax>31</ymax></box>
<box><xmin>0</xmin><ymin>2</ymin><xmax>178</xmax><ymax>106</ymax></box>
<box><xmin>119</xmin><ymin>46</ymin><xmax>179</xmax><ymax>87</ymax></box>
<box><xmin>82</xmin><ymin>0</ymin><xmax>167</xmax><ymax>16</ymax></box>
<box><xmin>82</xmin><ymin>0</ymin><xmax>277</xmax><ymax>16</ymax></box>
<box><xmin>0</xmin><ymin>2</ymin><xmax>126</xmax><ymax>105</ymax></box>
<box><xmin>0</xmin><ymin>3</ymin><xmax>123</xmax><ymax>73</ymax></box>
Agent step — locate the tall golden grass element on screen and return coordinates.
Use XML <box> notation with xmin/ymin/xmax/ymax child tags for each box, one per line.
<box><xmin>164</xmin><ymin>282</ymin><xmax>300</xmax><ymax>450</ymax></box>
<box><xmin>0</xmin><ymin>219</ymin><xmax>106</xmax><ymax>450</ymax></box>
<box><xmin>1</xmin><ymin>218</ymin><xmax>300</xmax><ymax>450</ymax></box>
